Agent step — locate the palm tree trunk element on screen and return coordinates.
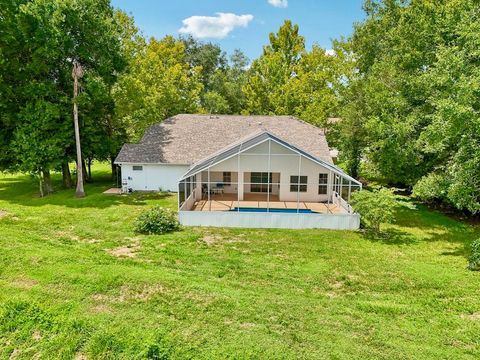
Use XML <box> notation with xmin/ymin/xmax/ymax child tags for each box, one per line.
<box><xmin>72</xmin><ymin>62</ymin><xmax>85</xmax><ymax>197</ymax></box>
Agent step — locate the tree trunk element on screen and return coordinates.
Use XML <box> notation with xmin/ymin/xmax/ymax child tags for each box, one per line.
<box><xmin>62</xmin><ymin>162</ymin><xmax>73</xmax><ymax>188</ymax></box>
<box><xmin>87</xmin><ymin>157</ymin><xmax>92</xmax><ymax>181</ymax></box>
<box><xmin>72</xmin><ymin>62</ymin><xmax>85</xmax><ymax>198</ymax></box>
<box><xmin>110</xmin><ymin>156</ymin><xmax>116</xmax><ymax>180</ymax></box>
<box><xmin>82</xmin><ymin>159</ymin><xmax>89</xmax><ymax>183</ymax></box>
<box><xmin>42</xmin><ymin>170</ymin><xmax>54</xmax><ymax>194</ymax></box>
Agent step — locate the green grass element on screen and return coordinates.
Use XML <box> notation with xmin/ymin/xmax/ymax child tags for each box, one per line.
<box><xmin>0</xmin><ymin>164</ymin><xmax>479</xmax><ymax>359</ymax></box>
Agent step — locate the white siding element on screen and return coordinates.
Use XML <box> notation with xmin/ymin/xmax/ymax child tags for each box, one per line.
<box><xmin>121</xmin><ymin>164</ymin><xmax>189</xmax><ymax>192</ymax></box>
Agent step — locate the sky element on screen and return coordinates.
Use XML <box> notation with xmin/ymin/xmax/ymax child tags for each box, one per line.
<box><xmin>110</xmin><ymin>0</ymin><xmax>365</xmax><ymax>61</ymax></box>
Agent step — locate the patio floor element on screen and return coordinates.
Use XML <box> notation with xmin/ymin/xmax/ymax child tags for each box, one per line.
<box><xmin>191</xmin><ymin>194</ymin><xmax>344</xmax><ymax>214</ymax></box>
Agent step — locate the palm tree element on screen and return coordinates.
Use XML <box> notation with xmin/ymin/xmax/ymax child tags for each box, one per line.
<box><xmin>72</xmin><ymin>61</ymin><xmax>86</xmax><ymax>197</ymax></box>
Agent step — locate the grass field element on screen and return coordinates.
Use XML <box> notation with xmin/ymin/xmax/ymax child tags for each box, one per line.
<box><xmin>1</xmin><ymin>164</ymin><xmax>479</xmax><ymax>359</ymax></box>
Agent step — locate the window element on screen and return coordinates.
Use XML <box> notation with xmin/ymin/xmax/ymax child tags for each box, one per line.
<box><xmin>223</xmin><ymin>172</ymin><xmax>231</xmax><ymax>186</ymax></box>
<box><xmin>290</xmin><ymin>175</ymin><xmax>307</xmax><ymax>192</ymax></box>
<box><xmin>251</xmin><ymin>172</ymin><xmax>272</xmax><ymax>193</ymax></box>
<box><xmin>318</xmin><ymin>173</ymin><xmax>328</xmax><ymax>194</ymax></box>
<box><xmin>132</xmin><ymin>165</ymin><xmax>143</xmax><ymax>171</ymax></box>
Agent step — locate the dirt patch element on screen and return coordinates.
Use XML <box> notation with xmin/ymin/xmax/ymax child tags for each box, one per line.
<box><xmin>121</xmin><ymin>284</ymin><xmax>165</xmax><ymax>301</ymax></box>
<box><xmin>200</xmin><ymin>233</ymin><xmax>250</xmax><ymax>246</ymax></box>
<box><xmin>90</xmin><ymin>303</ymin><xmax>113</xmax><ymax>314</ymax></box>
<box><xmin>201</xmin><ymin>234</ymin><xmax>223</xmax><ymax>245</ymax></box>
<box><xmin>9</xmin><ymin>348</ymin><xmax>20</xmax><ymax>359</ymax></box>
<box><xmin>85</xmin><ymin>239</ymin><xmax>100</xmax><ymax>244</ymax></box>
<box><xmin>108</xmin><ymin>246</ymin><xmax>138</xmax><ymax>258</ymax></box>
<box><xmin>331</xmin><ymin>281</ymin><xmax>344</xmax><ymax>289</ymax></box>
<box><xmin>12</xmin><ymin>277</ymin><xmax>38</xmax><ymax>289</ymax></box>
<box><xmin>239</xmin><ymin>322</ymin><xmax>256</xmax><ymax>329</ymax></box>
<box><xmin>461</xmin><ymin>312</ymin><xmax>480</xmax><ymax>321</ymax></box>
<box><xmin>55</xmin><ymin>230</ymin><xmax>80</xmax><ymax>242</ymax></box>
<box><xmin>92</xmin><ymin>284</ymin><xmax>166</xmax><ymax>303</ymax></box>
<box><xmin>326</xmin><ymin>292</ymin><xmax>338</xmax><ymax>299</ymax></box>
<box><xmin>107</xmin><ymin>237</ymin><xmax>140</xmax><ymax>258</ymax></box>
<box><xmin>74</xmin><ymin>353</ymin><xmax>88</xmax><ymax>360</ymax></box>
<box><xmin>32</xmin><ymin>331</ymin><xmax>42</xmax><ymax>341</ymax></box>
<box><xmin>0</xmin><ymin>210</ymin><xmax>8</xmax><ymax>219</ymax></box>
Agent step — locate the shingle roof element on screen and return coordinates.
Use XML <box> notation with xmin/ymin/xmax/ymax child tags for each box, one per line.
<box><xmin>179</xmin><ymin>130</ymin><xmax>361</xmax><ymax>185</ymax></box>
<box><xmin>115</xmin><ymin>114</ymin><xmax>333</xmax><ymax>165</ymax></box>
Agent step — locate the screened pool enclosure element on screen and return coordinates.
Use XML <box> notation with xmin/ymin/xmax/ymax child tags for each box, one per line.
<box><xmin>177</xmin><ymin>132</ymin><xmax>362</xmax><ymax>230</ymax></box>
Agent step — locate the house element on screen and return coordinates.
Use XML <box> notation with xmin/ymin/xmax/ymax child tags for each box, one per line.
<box><xmin>115</xmin><ymin>114</ymin><xmax>362</xmax><ymax>230</ymax></box>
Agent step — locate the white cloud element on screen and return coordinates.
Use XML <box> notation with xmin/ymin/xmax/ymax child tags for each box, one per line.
<box><xmin>268</xmin><ymin>0</ymin><xmax>288</xmax><ymax>8</ymax></box>
<box><xmin>179</xmin><ymin>13</ymin><xmax>253</xmax><ymax>39</ymax></box>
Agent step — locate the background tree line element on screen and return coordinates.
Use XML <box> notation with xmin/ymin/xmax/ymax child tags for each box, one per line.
<box><xmin>335</xmin><ymin>0</ymin><xmax>480</xmax><ymax>213</ymax></box>
<box><xmin>1</xmin><ymin>0</ymin><xmax>478</xmax><ymax>214</ymax></box>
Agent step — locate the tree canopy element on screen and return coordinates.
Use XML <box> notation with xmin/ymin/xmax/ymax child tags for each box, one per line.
<box><xmin>1</xmin><ymin>0</ymin><xmax>479</xmax><ymax>211</ymax></box>
<box><xmin>0</xmin><ymin>0</ymin><xmax>125</xmax><ymax>192</ymax></box>
<box><xmin>335</xmin><ymin>0</ymin><xmax>480</xmax><ymax>213</ymax></box>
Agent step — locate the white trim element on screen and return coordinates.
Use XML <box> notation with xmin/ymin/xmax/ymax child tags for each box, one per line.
<box><xmin>178</xmin><ymin>131</ymin><xmax>361</xmax><ymax>186</ymax></box>
<box><xmin>180</xmin><ymin>135</ymin><xmax>272</xmax><ymax>179</ymax></box>
<box><xmin>116</xmin><ymin>162</ymin><xmax>190</xmax><ymax>166</ymax></box>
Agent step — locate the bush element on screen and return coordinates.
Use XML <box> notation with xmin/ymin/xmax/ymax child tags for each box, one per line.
<box><xmin>413</xmin><ymin>173</ymin><xmax>449</xmax><ymax>203</ymax></box>
<box><xmin>134</xmin><ymin>206</ymin><xmax>180</xmax><ymax>235</ymax></box>
<box><xmin>351</xmin><ymin>187</ymin><xmax>397</xmax><ymax>232</ymax></box>
<box><xmin>468</xmin><ymin>239</ymin><xmax>480</xmax><ymax>271</ymax></box>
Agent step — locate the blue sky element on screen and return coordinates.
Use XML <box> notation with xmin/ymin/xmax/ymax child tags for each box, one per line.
<box><xmin>111</xmin><ymin>0</ymin><xmax>365</xmax><ymax>61</ymax></box>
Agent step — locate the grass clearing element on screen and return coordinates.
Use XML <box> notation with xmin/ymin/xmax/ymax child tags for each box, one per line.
<box><xmin>1</xmin><ymin>164</ymin><xmax>479</xmax><ymax>359</ymax></box>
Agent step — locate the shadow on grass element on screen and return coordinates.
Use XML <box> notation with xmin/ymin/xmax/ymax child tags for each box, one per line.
<box><xmin>0</xmin><ymin>172</ymin><xmax>175</xmax><ymax>209</ymax></box>
<box><xmin>361</xmin><ymin>228</ymin><xmax>418</xmax><ymax>245</ymax></box>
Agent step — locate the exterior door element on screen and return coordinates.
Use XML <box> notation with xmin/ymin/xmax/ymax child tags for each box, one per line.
<box><xmin>250</xmin><ymin>172</ymin><xmax>272</xmax><ymax>193</ymax></box>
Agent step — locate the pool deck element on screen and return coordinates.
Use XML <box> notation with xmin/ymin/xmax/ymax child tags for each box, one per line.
<box><xmin>191</xmin><ymin>194</ymin><xmax>344</xmax><ymax>214</ymax></box>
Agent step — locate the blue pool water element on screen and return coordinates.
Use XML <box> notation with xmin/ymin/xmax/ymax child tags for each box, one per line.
<box><xmin>230</xmin><ymin>207</ymin><xmax>316</xmax><ymax>214</ymax></box>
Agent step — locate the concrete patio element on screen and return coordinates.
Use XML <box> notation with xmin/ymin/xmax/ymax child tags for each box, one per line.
<box><xmin>192</xmin><ymin>193</ymin><xmax>344</xmax><ymax>213</ymax></box>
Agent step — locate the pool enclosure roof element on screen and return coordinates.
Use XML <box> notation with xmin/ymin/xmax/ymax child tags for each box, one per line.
<box><xmin>179</xmin><ymin>131</ymin><xmax>362</xmax><ymax>186</ymax></box>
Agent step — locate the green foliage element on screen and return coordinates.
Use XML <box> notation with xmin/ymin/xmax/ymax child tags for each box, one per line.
<box><xmin>337</xmin><ymin>0</ymin><xmax>480</xmax><ymax>213</ymax></box>
<box><xmin>134</xmin><ymin>206</ymin><xmax>180</xmax><ymax>235</ymax></box>
<box><xmin>202</xmin><ymin>91</ymin><xmax>230</xmax><ymax>114</ymax></box>
<box><xmin>413</xmin><ymin>173</ymin><xmax>450</xmax><ymax>204</ymax></box>
<box><xmin>0</xmin><ymin>0</ymin><xmax>125</xmax><ymax>191</ymax></box>
<box><xmin>468</xmin><ymin>239</ymin><xmax>480</xmax><ymax>271</ymax></box>
<box><xmin>351</xmin><ymin>187</ymin><xmax>397</xmax><ymax>232</ymax></box>
<box><xmin>243</xmin><ymin>20</ymin><xmax>341</xmax><ymax>126</ymax></box>
<box><xmin>113</xmin><ymin>36</ymin><xmax>203</xmax><ymax>141</ymax></box>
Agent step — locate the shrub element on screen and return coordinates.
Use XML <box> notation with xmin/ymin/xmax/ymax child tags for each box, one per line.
<box><xmin>134</xmin><ymin>206</ymin><xmax>180</xmax><ymax>235</ymax></box>
<box><xmin>413</xmin><ymin>173</ymin><xmax>449</xmax><ymax>203</ymax></box>
<box><xmin>468</xmin><ymin>239</ymin><xmax>480</xmax><ymax>271</ymax></box>
<box><xmin>350</xmin><ymin>187</ymin><xmax>397</xmax><ymax>232</ymax></box>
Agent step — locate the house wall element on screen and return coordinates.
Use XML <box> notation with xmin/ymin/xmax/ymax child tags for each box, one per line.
<box><xmin>121</xmin><ymin>164</ymin><xmax>189</xmax><ymax>192</ymax></box>
<box><xmin>205</xmin><ymin>141</ymin><xmax>333</xmax><ymax>202</ymax></box>
<box><xmin>201</xmin><ymin>171</ymin><xmax>239</xmax><ymax>194</ymax></box>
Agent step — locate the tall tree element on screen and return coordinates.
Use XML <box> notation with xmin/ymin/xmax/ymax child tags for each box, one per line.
<box><xmin>413</xmin><ymin>2</ymin><xmax>480</xmax><ymax>212</ymax></box>
<box><xmin>204</xmin><ymin>49</ymin><xmax>249</xmax><ymax>114</ymax></box>
<box><xmin>113</xmin><ymin>36</ymin><xmax>203</xmax><ymax>141</ymax></box>
<box><xmin>0</xmin><ymin>0</ymin><xmax>125</xmax><ymax>194</ymax></box>
<box><xmin>243</xmin><ymin>20</ymin><xmax>341</xmax><ymax>127</ymax></box>
<box><xmin>339</xmin><ymin>0</ymin><xmax>479</xmax><ymax>212</ymax></box>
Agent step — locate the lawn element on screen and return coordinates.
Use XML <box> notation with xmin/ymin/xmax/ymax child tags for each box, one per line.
<box><xmin>0</xmin><ymin>164</ymin><xmax>479</xmax><ymax>359</ymax></box>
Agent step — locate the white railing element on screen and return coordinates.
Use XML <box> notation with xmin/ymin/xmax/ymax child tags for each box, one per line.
<box><xmin>332</xmin><ymin>191</ymin><xmax>353</xmax><ymax>214</ymax></box>
<box><xmin>180</xmin><ymin>191</ymin><xmax>196</xmax><ymax>211</ymax></box>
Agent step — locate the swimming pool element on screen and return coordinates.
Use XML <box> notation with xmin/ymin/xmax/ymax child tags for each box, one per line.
<box><xmin>230</xmin><ymin>207</ymin><xmax>316</xmax><ymax>214</ymax></box>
